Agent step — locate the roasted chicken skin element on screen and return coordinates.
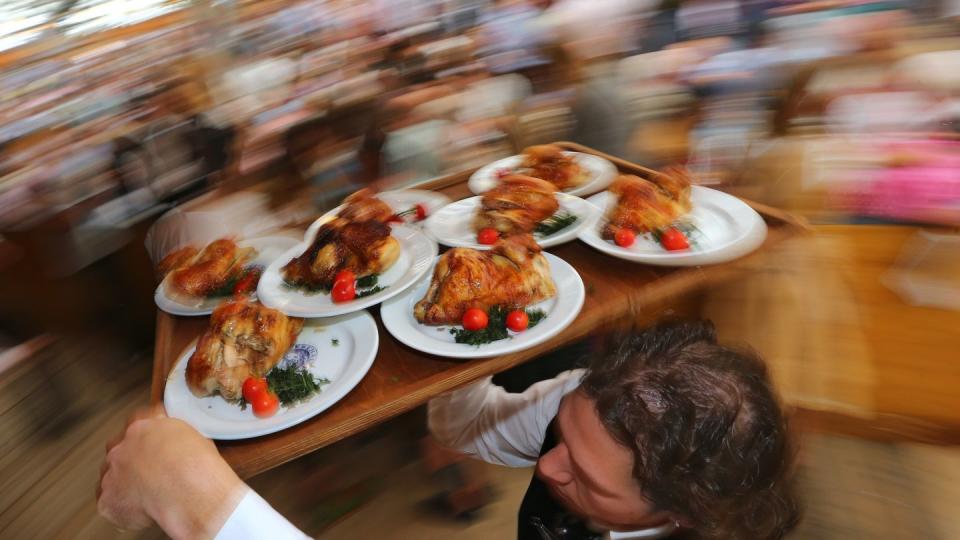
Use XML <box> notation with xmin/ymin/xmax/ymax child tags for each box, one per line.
<box><xmin>158</xmin><ymin>246</ymin><xmax>199</xmax><ymax>278</ymax></box>
<box><xmin>338</xmin><ymin>188</ymin><xmax>395</xmax><ymax>223</ymax></box>
<box><xmin>165</xmin><ymin>239</ymin><xmax>254</xmax><ymax>298</ymax></box>
<box><xmin>283</xmin><ymin>190</ymin><xmax>401</xmax><ymax>289</ymax></box>
<box><xmin>283</xmin><ymin>219</ymin><xmax>399</xmax><ymax>289</ymax></box>
<box><xmin>186</xmin><ymin>300</ymin><xmax>304</xmax><ymax>400</ymax></box>
<box><xmin>414</xmin><ymin>234</ymin><xmax>556</xmax><ymax>325</ymax></box>
<box><xmin>520</xmin><ymin>144</ymin><xmax>588</xmax><ymax>191</ymax></box>
<box><xmin>475</xmin><ymin>174</ymin><xmax>560</xmax><ymax>235</ymax></box>
<box><xmin>601</xmin><ymin>171</ymin><xmax>692</xmax><ymax>238</ymax></box>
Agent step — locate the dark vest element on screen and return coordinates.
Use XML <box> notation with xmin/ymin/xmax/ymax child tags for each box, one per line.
<box><xmin>517</xmin><ymin>420</ymin><xmax>603</xmax><ymax>540</ymax></box>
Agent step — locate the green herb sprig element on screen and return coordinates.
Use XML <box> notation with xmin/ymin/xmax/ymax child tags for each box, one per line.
<box><xmin>357</xmin><ymin>285</ymin><xmax>386</xmax><ymax>298</ymax></box>
<box><xmin>356</xmin><ymin>274</ymin><xmax>379</xmax><ymax>289</ymax></box>
<box><xmin>449</xmin><ymin>306</ymin><xmax>548</xmax><ymax>346</ymax></box>
<box><xmin>206</xmin><ymin>266</ymin><xmax>262</xmax><ymax>298</ymax></box>
<box><xmin>535</xmin><ymin>212</ymin><xmax>579</xmax><ymax>237</ymax></box>
<box><xmin>285</xmin><ymin>273</ymin><xmax>384</xmax><ymax>297</ymax></box>
<box><xmin>265</xmin><ymin>365</ymin><xmax>331</xmax><ymax>406</ymax></box>
<box><xmin>283</xmin><ymin>279</ymin><xmax>331</xmax><ymax>294</ymax></box>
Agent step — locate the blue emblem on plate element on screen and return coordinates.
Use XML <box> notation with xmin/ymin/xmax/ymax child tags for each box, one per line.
<box><xmin>281</xmin><ymin>343</ymin><xmax>317</xmax><ymax>369</ymax></box>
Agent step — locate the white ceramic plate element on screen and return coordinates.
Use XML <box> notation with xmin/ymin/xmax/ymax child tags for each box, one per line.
<box><xmin>257</xmin><ymin>224</ymin><xmax>437</xmax><ymax>317</ymax></box>
<box><xmin>380</xmin><ymin>253</ymin><xmax>584</xmax><ymax>359</ymax></box>
<box><xmin>578</xmin><ymin>186</ymin><xmax>768</xmax><ymax>266</ymax></box>
<box><xmin>164</xmin><ymin>311</ymin><xmax>378</xmax><ymax>440</ymax></box>
<box><xmin>424</xmin><ymin>193</ymin><xmax>600</xmax><ymax>250</ymax></box>
<box><xmin>154</xmin><ymin>235</ymin><xmax>300</xmax><ymax>316</ymax></box>
<box><xmin>304</xmin><ymin>189</ymin><xmax>452</xmax><ymax>242</ymax></box>
<box><xmin>467</xmin><ymin>152</ymin><xmax>617</xmax><ymax>197</ymax></box>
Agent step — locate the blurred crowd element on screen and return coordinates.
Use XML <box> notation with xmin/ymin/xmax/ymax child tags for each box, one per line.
<box><xmin>0</xmin><ymin>0</ymin><xmax>959</xmax><ymax>341</ymax></box>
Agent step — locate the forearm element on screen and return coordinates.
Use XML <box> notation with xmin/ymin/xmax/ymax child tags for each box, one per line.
<box><xmin>427</xmin><ymin>370</ymin><xmax>585</xmax><ymax>467</ymax></box>
<box><xmin>147</xmin><ymin>458</ymin><xmax>247</xmax><ymax>540</ymax></box>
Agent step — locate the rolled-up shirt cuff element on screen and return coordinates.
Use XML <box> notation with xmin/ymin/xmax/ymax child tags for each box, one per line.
<box><xmin>214</xmin><ymin>488</ymin><xmax>311</xmax><ymax>540</ymax></box>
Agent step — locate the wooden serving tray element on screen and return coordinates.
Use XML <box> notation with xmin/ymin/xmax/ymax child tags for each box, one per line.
<box><xmin>150</xmin><ymin>142</ymin><xmax>809</xmax><ymax>478</ymax></box>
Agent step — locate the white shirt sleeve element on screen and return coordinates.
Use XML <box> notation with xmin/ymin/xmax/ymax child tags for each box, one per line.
<box><xmin>427</xmin><ymin>369</ymin><xmax>585</xmax><ymax>467</ymax></box>
<box><xmin>214</xmin><ymin>488</ymin><xmax>311</xmax><ymax>540</ymax></box>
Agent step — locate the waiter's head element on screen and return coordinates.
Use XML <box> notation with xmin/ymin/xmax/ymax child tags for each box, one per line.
<box><xmin>536</xmin><ymin>321</ymin><xmax>799</xmax><ymax>539</ymax></box>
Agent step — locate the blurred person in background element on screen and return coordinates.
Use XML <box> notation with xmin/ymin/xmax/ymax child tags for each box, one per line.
<box><xmin>370</xmin><ymin>0</ymin><xmax>443</xmax><ymax>34</ymax></box>
<box><xmin>475</xmin><ymin>0</ymin><xmax>549</xmax><ymax>75</ymax></box>
<box><xmin>535</xmin><ymin>0</ymin><xmax>650</xmax><ymax>62</ymax></box>
<box><xmin>284</xmin><ymin>104</ymin><xmax>387</xmax><ymax>209</ymax></box>
<box><xmin>97</xmin><ymin>321</ymin><xmax>799</xmax><ymax>540</ymax></box>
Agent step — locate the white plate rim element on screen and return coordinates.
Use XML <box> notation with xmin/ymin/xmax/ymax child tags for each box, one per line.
<box><xmin>577</xmin><ymin>186</ymin><xmax>768</xmax><ymax>266</ymax></box>
<box><xmin>380</xmin><ymin>252</ymin><xmax>585</xmax><ymax>359</ymax></box>
<box><xmin>423</xmin><ymin>193</ymin><xmax>601</xmax><ymax>250</ymax></box>
<box><xmin>154</xmin><ymin>235</ymin><xmax>300</xmax><ymax>316</ymax></box>
<box><xmin>163</xmin><ymin>310</ymin><xmax>379</xmax><ymax>440</ymax></box>
<box><xmin>256</xmin><ymin>224</ymin><xmax>438</xmax><ymax>317</ymax></box>
<box><xmin>467</xmin><ymin>151</ymin><xmax>618</xmax><ymax>197</ymax></box>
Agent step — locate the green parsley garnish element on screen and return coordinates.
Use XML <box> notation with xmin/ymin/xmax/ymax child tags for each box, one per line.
<box><xmin>265</xmin><ymin>365</ymin><xmax>331</xmax><ymax>406</ymax></box>
<box><xmin>449</xmin><ymin>306</ymin><xmax>548</xmax><ymax>346</ymax></box>
<box><xmin>356</xmin><ymin>274</ymin><xmax>379</xmax><ymax>288</ymax></box>
<box><xmin>238</xmin><ymin>365</ymin><xmax>331</xmax><ymax>410</ymax></box>
<box><xmin>206</xmin><ymin>275</ymin><xmax>241</xmax><ymax>298</ymax></box>
<box><xmin>331</xmin><ymin>338</ymin><xmax>339</xmax><ymax>346</ymax></box>
<box><xmin>357</xmin><ymin>285</ymin><xmax>386</xmax><ymax>298</ymax></box>
<box><xmin>535</xmin><ymin>212</ymin><xmax>579</xmax><ymax>237</ymax></box>
<box><xmin>282</xmin><ymin>279</ymin><xmax>331</xmax><ymax>294</ymax></box>
<box><xmin>527</xmin><ymin>309</ymin><xmax>547</xmax><ymax>327</ymax></box>
<box><xmin>284</xmin><ymin>273</ymin><xmax>384</xmax><ymax>297</ymax></box>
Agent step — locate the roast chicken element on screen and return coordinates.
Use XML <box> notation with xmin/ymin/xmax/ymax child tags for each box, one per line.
<box><xmin>414</xmin><ymin>234</ymin><xmax>556</xmax><ymax>325</ymax></box>
<box><xmin>520</xmin><ymin>144</ymin><xmax>588</xmax><ymax>191</ymax></box>
<box><xmin>282</xmin><ymin>191</ymin><xmax>400</xmax><ymax>289</ymax></box>
<box><xmin>337</xmin><ymin>188</ymin><xmax>395</xmax><ymax>223</ymax></box>
<box><xmin>475</xmin><ymin>174</ymin><xmax>559</xmax><ymax>234</ymax></box>
<box><xmin>601</xmin><ymin>170</ymin><xmax>692</xmax><ymax>239</ymax></box>
<box><xmin>163</xmin><ymin>239</ymin><xmax>254</xmax><ymax>299</ymax></box>
<box><xmin>158</xmin><ymin>245</ymin><xmax>199</xmax><ymax>278</ymax></box>
<box><xmin>186</xmin><ymin>300</ymin><xmax>303</xmax><ymax>400</ymax></box>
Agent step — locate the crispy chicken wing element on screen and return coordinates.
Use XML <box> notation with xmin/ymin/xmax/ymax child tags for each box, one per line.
<box><xmin>601</xmin><ymin>170</ymin><xmax>692</xmax><ymax>238</ymax></box>
<box><xmin>414</xmin><ymin>234</ymin><xmax>556</xmax><ymax>325</ymax></box>
<box><xmin>520</xmin><ymin>144</ymin><xmax>588</xmax><ymax>191</ymax></box>
<box><xmin>166</xmin><ymin>239</ymin><xmax>254</xmax><ymax>299</ymax></box>
<box><xmin>283</xmin><ymin>190</ymin><xmax>400</xmax><ymax>289</ymax></box>
<box><xmin>475</xmin><ymin>174</ymin><xmax>560</xmax><ymax>234</ymax></box>
<box><xmin>186</xmin><ymin>300</ymin><xmax>303</xmax><ymax>400</ymax></box>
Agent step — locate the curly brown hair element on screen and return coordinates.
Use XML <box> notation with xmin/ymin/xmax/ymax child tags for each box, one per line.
<box><xmin>580</xmin><ymin>321</ymin><xmax>800</xmax><ymax>539</ymax></box>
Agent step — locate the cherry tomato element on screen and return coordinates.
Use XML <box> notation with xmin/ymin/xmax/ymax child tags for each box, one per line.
<box><xmin>331</xmin><ymin>280</ymin><xmax>356</xmax><ymax>303</ymax></box>
<box><xmin>232</xmin><ymin>268</ymin><xmax>262</xmax><ymax>296</ymax></box>
<box><xmin>251</xmin><ymin>390</ymin><xmax>280</xmax><ymax>418</ymax></box>
<box><xmin>387</xmin><ymin>214</ymin><xmax>403</xmax><ymax>224</ymax></box>
<box><xmin>477</xmin><ymin>228</ymin><xmax>499</xmax><ymax>245</ymax></box>
<box><xmin>242</xmin><ymin>377</ymin><xmax>268</xmax><ymax>403</ymax></box>
<box><xmin>506</xmin><ymin>310</ymin><xmax>529</xmax><ymax>332</ymax></box>
<box><xmin>415</xmin><ymin>203</ymin><xmax>428</xmax><ymax>221</ymax></box>
<box><xmin>614</xmin><ymin>228</ymin><xmax>636</xmax><ymax>247</ymax></box>
<box><xmin>660</xmin><ymin>228</ymin><xmax>690</xmax><ymax>251</ymax></box>
<box><xmin>462</xmin><ymin>308</ymin><xmax>489</xmax><ymax>331</ymax></box>
<box><xmin>333</xmin><ymin>269</ymin><xmax>356</xmax><ymax>287</ymax></box>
